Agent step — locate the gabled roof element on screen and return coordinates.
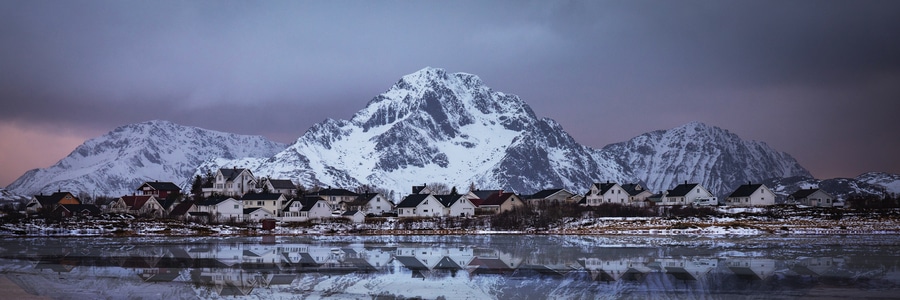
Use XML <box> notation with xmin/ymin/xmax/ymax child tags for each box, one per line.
<box><xmin>158</xmin><ymin>197</ymin><xmax>179</xmax><ymax>210</ymax></box>
<box><xmin>219</xmin><ymin>168</ymin><xmax>252</xmax><ymax>181</ymax></box>
<box><xmin>195</xmin><ymin>196</ymin><xmax>236</xmax><ymax>206</ymax></box>
<box><xmin>594</xmin><ymin>182</ymin><xmax>618</xmax><ymax>195</ymax></box>
<box><xmin>667</xmin><ymin>183</ymin><xmax>700</xmax><ymax>197</ymax></box>
<box><xmin>470</xmin><ymin>190</ymin><xmax>503</xmax><ymax>200</ymax></box>
<box><xmin>139</xmin><ymin>181</ymin><xmax>181</xmax><ymax>191</ymax></box>
<box><xmin>57</xmin><ymin>204</ymin><xmax>101</xmax><ymax>215</ymax></box>
<box><xmin>790</xmin><ymin>188</ymin><xmax>824</xmax><ymax>199</ymax></box>
<box><xmin>529</xmin><ymin>189</ymin><xmax>568</xmax><ymax>199</ymax></box>
<box><xmin>346</xmin><ymin>193</ymin><xmax>381</xmax><ymax>207</ymax></box>
<box><xmin>266</xmin><ymin>179</ymin><xmax>296</xmax><ymax>190</ymax></box>
<box><xmin>434</xmin><ymin>195</ymin><xmax>464</xmax><ymax>207</ymax></box>
<box><xmin>33</xmin><ymin>192</ymin><xmax>77</xmax><ymax>207</ymax></box>
<box><xmin>241</xmin><ymin>193</ymin><xmax>285</xmax><ymax>201</ymax></box>
<box><xmin>728</xmin><ymin>184</ymin><xmax>764</xmax><ymax>198</ymax></box>
<box><xmin>243</xmin><ymin>207</ymin><xmax>270</xmax><ymax>215</ymax></box>
<box><xmin>310</xmin><ymin>188</ymin><xmax>358</xmax><ymax>197</ymax></box>
<box><xmin>296</xmin><ymin>196</ymin><xmax>326</xmax><ymax>212</ymax></box>
<box><xmin>342</xmin><ymin>210</ymin><xmax>361</xmax><ymax>216</ymax></box>
<box><xmin>480</xmin><ymin>192</ymin><xmax>517</xmax><ymax>206</ymax></box>
<box><xmin>396</xmin><ymin>194</ymin><xmax>430</xmax><ymax>208</ymax></box>
<box><xmin>620</xmin><ymin>183</ymin><xmax>646</xmax><ymax>196</ymax></box>
<box><xmin>119</xmin><ymin>195</ymin><xmax>155</xmax><ymax>210</ymax></box>
<box><xmin>169</xmin><ymin>201</ymin><xmax>194</xmax><ymax>217</ymax></box>
<box><xmin>412</xmin><ymin>185</ymin><xmax>428</xmax><ymax>194</ymax></box>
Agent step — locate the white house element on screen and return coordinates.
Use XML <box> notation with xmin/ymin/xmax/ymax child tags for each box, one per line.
<box><xmin>585</xmin><ymin>182</ymin><xmax>628</xmax><ymax>206</ymax></box>
<box><xmin>396</xmin><ymin>194</ymin><xmax>445</xmax><ymax>217</ymax></box>
<box><xmin>342</xmin><ymin>210</ymin><xmax>366</xmax><ymax>223</ymax></box>
<box><xmin>244</xmin><ymin>207</ymin><xmax>275</xmax><ymax>222</ymax></box>
<box><xmin>203</xmin><ymin>168</ymin><xmax>257</xmax><ymax>197</ymax></box>
<box><xmin>110</xmin><ymin>195</ymin><xmax>165</xmax><ymax>217</ymax></box>
<box><xmin>657</xmin><ymin>183</ymin><xmax>716</xmax><ymax>206</ymax></box>
<box><xmin>525</xmin><ymin>189</ymin><xmax>578</xmax><ymax>207</ymax></box>
<box><xmin>724</xmin><ymin>183</ymin><xmax>775</xmax><ymax>207</ymax></box>
<box><xmin>308</xmin><ymin>188</ymin><xmax>359</xmax><ymax>212</ymax></box>
<box><xmin>621</xmin><ymin>183</ymin><xmax>653</xmax><ymax>206</ymax></box>
<box><xmin>258</xmin><ymin>178</ymin><xmax>297</xmax><ymax>196</ymax></box>
<box><xmin>345</xmin><ymin>193</ymin><xmax>394</xmax><ymax>216</ymax></box>
<box><xmin>788</xmin><ymin>188</ymin><xmax>835</xmax><ymax>207</ymax></box>
<box><xmin>192</xmin><ymin>196</ymin><xmax>243</xmax><ymax>222</ymax></box>
<box><xmin>435</xmin><ymin>194</ymin><xmax>476</xmax><ymax>217</ymax></box>
<box><xmin>281</xmin><ymin>196</ymin><xmax>331</xmax><ymax>222</ymax></box>
<box><xmin>474</xmin><ymin>192</ymin><xmax>525</xmax><ymax>214</ymax></box>
<box><xmin>241</xmin><ymin>193</ymin><xmax>287</xmax><ymax>217</ymax></box>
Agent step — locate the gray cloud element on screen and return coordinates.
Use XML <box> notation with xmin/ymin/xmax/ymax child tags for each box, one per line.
<box><xmin>1</xmin><ymin>0</ymin><xmax>899</xmax><ymax>182</ymax></box>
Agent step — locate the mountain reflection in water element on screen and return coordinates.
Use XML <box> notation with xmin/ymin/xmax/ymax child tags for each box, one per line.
<box><xmin>0</xmin><ymin>235</ymin><xmax>898</xmax><ymax>299</ymax></box>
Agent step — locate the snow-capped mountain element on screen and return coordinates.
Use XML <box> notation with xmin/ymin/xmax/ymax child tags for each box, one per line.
<box><xmin>5</xmin><ymin>120</ymin><xmax>286</xmax><ymax>197</ymax></box>
<box><xmin>249</xmin><ymin>67</ymin><xmax>630</xmax><ymax>195</ymax></box>
<box><xmin>602</xmin><ymin>122</ymin><xmax>811</xmax><ymax>197</ymax></box>
<box><xmin>763</xmin><ymin>176</ymin><xmax>887</xmax><ymax>202</ymax></box>
<box><xmin>856</xmin><ymin>172</ymin><xmax>900</xmax><ymax>196</ymax></box>
<box><xmin>244</xmin><ymin>67</ymin><xmax>807</xmax><ymax>196</ymax></box>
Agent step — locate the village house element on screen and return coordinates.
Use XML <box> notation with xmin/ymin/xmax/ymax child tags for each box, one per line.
<box><xmin>472</xmin><ymin>191</ymin><xmax>524</xmax><ymax>214</ymax></box>
<box><xmin>243</xmin><ymin>207</ymin><xmax>276</xmax><ymax>222</ymax></box>
<box><xmin>168</xmin><ymin>201</ymin><xmax>194</xmax><ymax>220</ymax></box>
<box><xmin>308</xmin><ymin>188</ymin><xmax>359</xmax><ymax>212</ymax></box>
<box><xmin>435</xmin><ymin>194</ymin><xmax>476</xmax><ymax>217</ymax></box>
<box><xmin>258</xmin><ymin>178</ymin><xmax>297</xmax><ymax>196</ymax></box>
<box><xmin>203</xmin><ymin>168</ymin><xmax>257</xmax><ymax>197</ymax></box>
<box><xmin>342</xmin><ymin>210</ymin><xmax>366</xmax><ymax>223</ymax></box>
<box><xmin>281</xmin><ymin>196</ymin><xmax>331</xmax><ymax>222</ymax></box>
<box><xmin>52</xmin><ymin>204</ymin><xmax>102</xmax><ymax>218</ymax></box>
<box><xmin>655</xmin><ymin>182</ymin><xmax>716</xmax><ymax>206</ymax></box>
<box><xmin>191</xmin><ymin>196</ymin><xmax>243</xmax><ymax>223</ymax></box>
<box><xmin>241</xmin><ymin>192</ymin><xmax>287</xmax><ymax>217</ymax></box>
<box><xmin>136</xmin><ymin>181</ymin><xmax>181</xmax><ymax>198</ymax></box>
<box><xmin>787</xmin><ymin>188</ymin><xmax>835</xmax><ymax>207</ymax></box>
<box><xmin>26</xmin><ymin>192</ymin><xmax>81</xmax><ymax>214</ymax></box>
<box><xmin>396</xmin><ymin>194</ymin><xmax>445</xmax><ymax>218</ymax></box>
<box><xmin>110</xmin><ymin>195</ymin><xmax>166</xmax><ymax>217</ymax></box>
<box><xmin>525</xmin><ymin>189</ymin><xmax>579</xmax><ymax>207</ymax></box>
<box><xmin>345</xmin><ymin>193</ymin><xmax>394</xmax><ymax>216</ymax></box>
<box><xmin>585</xmin><ymin>182</ymin><xmax>628</xmax><ymax>206</ymax></box>
<box><xmin>724</xmin><ymin>183</ymin><xmax>775</xmax><ymax>207</ymax></box>
<box><xmin>621</xmin><ymin>183</ymin><xmax>653</xmax><ymax>206</ymax></box>
<box><xmin>466</xmin><ymin>189</ymin><xmax>504</xmax><ymax>201</ymax></box>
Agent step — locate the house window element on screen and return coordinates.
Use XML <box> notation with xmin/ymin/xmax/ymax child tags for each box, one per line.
<box><xmin>234</xmin><ymin>205</ymin><xmax>239</xmax><ymax>209</ymax></box>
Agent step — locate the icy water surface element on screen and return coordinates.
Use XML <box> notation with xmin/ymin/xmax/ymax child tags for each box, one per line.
<box><xmin>0</xmin><ymin>235</ymin><xmax>899</xmax><ymax>299</ymax></box>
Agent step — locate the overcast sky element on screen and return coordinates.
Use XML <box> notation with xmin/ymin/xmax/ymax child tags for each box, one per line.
<box><xmin>2</xmin><ymin>0</ymin><xmax>899</xmax><ymax>187</ymax></box>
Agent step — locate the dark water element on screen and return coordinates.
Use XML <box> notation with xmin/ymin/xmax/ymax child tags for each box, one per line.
<box><xmin>0</xmin><ymin>235</ymin><xmax>899</xmax><ymax>299</ymax></box>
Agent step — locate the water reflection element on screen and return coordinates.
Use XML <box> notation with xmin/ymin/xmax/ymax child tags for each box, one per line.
<box><xmin>1</xmin><ymin>235</ymin><xmax>899</xmax><ymax>299</ymax></box>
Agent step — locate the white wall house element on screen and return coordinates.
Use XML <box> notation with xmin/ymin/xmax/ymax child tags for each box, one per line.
<box><xmin>585</xmin><ymin>182</ymin><xmax>628</xmax><ymax>205</ymax></box>
<box><xmin>396</xmin><ymin>194</ymin><xmax>445</xmax><ymax>217</ymax></box>
<box><xmin>204</xmin><ymin>168</ymin><xmax>257</xmax><ymax>197</ymax></box>
<box><xmin>241</xmin><ymin>193</ymin><xmax>287</xmax><ymax>217</ymax></box>
<box><xmin>192</xmin><ymin>197</ymin><xmax>243</xmax><ymax>222</ymax></box>
<box><xmin>788</xmin><ymin>188</ymin><xmax>835</xmax><ymax>207</ymax></box>
<box><xmin>281</xmin><ymin>196</ymin><xmax>331</xmax><ymax>222</ymax></box>
<box><xmin>436</xmin><ymin>195</ymin><xmax>476</xmax><ymax>217</ymax></box>
<box><xmin>346</xmin><ymin>193</ymin><xmax>395</xmax><ymax>216</ymax></box>
<box><xmin>244</xmin><ymin>207</ymin><xmax>275</xmax><ymax>222</ymax></box>
<box><xmin>725</xmin><ymin>183</ymin><xmax>775</xmax><ymax>207</ymax></box>
<box><xmin>658</xmin><ymin>183</ymin><xmax>716</xmax><ymax>206</ymax></box>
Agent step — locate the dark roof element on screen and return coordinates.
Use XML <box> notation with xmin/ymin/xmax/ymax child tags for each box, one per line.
<box><xmin>529</xmin><ymin>189</ymin><xmax>565</xmax><ymax>199</ymax></box>
<box><xmin>219</xmin><ymin>168</ymin><xmax>251</xmax><ymax>181</ymax></box>
<box><xmin>595</xmin><ymin>183</ymin><xmax>617</xmax><ymax>195</ymax></box>
<box><xmin>139</xmin><ymin>181</ymin><xmax>181</xmax><ymax>191</ymax></box>
<box><xmin>241</xmin><ymin>193</ymin><xmax>284</xmax><ymax>201</ymax></box>
<box><xmin>119</xmin><ymin>195</ymin><xmax>155</xmax><ymax>210</ymax></box>
<box><xmin>342</xmin><ymin>210</ymin><xmax>361</xmax><ymax>216</ymax></box>
<box><xmin>728</xmin><ymin>184</ymin><xmax>764</xmax><ymax>198</ymax></box>
<box><xmin>347</xmin><ymin>193</ymin><xmax>380</xmax><ymax>206</ymax></box>
<box><xmin>57</xmin><ymin>204</ymin><xmax>101</xmax><ymax>215</ymax></box>
<box><xmin>470</xmin><ymin>190</ymin><xmax>503</xmax><ymax>200</ymax></box>
<box><xmin>434</xmin><ymin>195</ymin><xmax>463</xmax><ymax>207</ymax></box>
<box><xmin>396</xmin><ymin>194</ymin><xmax>430</xmax><ymax>208</ymax></box>
<box><xmin>667</xmin><ymin>183</ymin><xmax>700</xmax><ymax>197</ymax></box>
<box><xmin>480</xmin><ymin>192</ymin><xmax>516</xmax><ymax>206</ymax></box>
<box><xmin>244</xmin><ymin>207</ymin><xmax>268</xmax><ymax>215</ymax></box>
<box><xmin>33</xmin><ymin>192</ymin><xmax>77</xmax><ymax>207</ymax></box>
<box><xmin>169</xmin><ymin>201</ymin><xmax>194</xmax><ymax>217</ymax></box>
<box><xmin>267</xmin><ymin>179</ymin><xmax>296</xmax><ymax>190</ymax></box>
<box><xmin>789</xmin><ymin>188</ymin><xmax>821</xmax><ymax>199</ymax></box>
<box><xmin>297</xmin><ymin>196</ymin><xmax>325</xmax><ymax>212</ymax></box>
<box><xmin>196</xmin><ymin>196</ymin><xmax>235</xmax><ymax>206</ymax></box>
<box><xmin>620</xmin><ymin>183</ymin><xmax>646</xmax><ymax>196</ymax></box>
<box><xmin>412</xmin><ymin>185</ymin><xmax>428</xmax><ymax>194</ymax></box>
<box><xmin>310</xmin><ymin>188</ymin><xmax>358</xmax><ymax>197</ymax></box>
<box><xmin>395</xmin><ymin>256</ymin><xmax>428</xmax><ymax>270</ymax></box>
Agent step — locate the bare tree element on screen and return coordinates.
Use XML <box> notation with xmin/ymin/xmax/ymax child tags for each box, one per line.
<box><xmin>427</xmin><ymin>182</ymin><xmax>450</xmax><ymax>195</ymax></box>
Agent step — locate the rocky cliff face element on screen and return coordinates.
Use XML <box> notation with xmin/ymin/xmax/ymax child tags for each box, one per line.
<box><xmin>5</xmin><ymin>120</ymin><xmax>286</xmax><ymax>197</ymax></box>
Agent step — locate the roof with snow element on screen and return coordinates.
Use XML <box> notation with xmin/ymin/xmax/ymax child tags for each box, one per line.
<box><xmin>728</xmin><ymin>184</ymin><xmax>764</xmax><ymax>198</ymax></box>
<box><xmin>667</xmin><ymin>183</ymin><xmax>700</xmax><ymax>197</ymax></box>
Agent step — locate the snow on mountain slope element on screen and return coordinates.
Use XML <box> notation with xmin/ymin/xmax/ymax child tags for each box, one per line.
<box><xmin>601</xmin><ymin>122</ymin><xmax>812</xmax><ymax>197</ymax></box>
<box><xmin>253</xmin><ymin>67</ymin><xmax>629</xmax><ymax>195</ymax></box>
<box><xmin>5</xmin><ymin>120</ymin><xmax>286</xmax><ymax>197</ymax></box>
<box><xmin>762</xmin><ymin>176</ymin><xmax>885</xmax><ymax>202</ymax></box>
<box><xmin>856</xmin><ymin>172</ymin><xmax>900</xmax><ymax>196</ymax></box>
